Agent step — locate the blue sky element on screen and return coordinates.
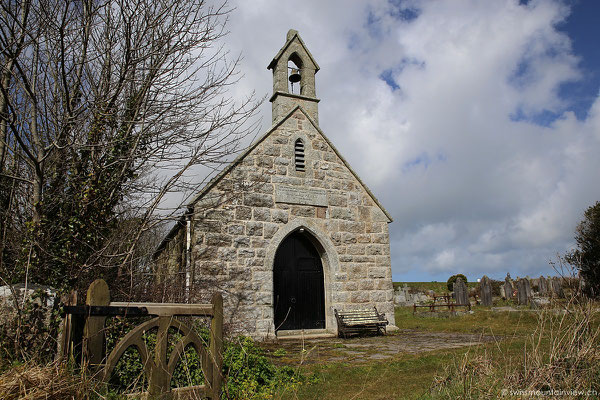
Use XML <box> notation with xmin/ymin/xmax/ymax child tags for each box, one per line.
<box><xmin>210</xmin><ymin>0</ymin><xmax>600</xmax><ymax>282</ymax></box>
<box><xmin>555</xmin><ymin>0</ymin><xmax>600</xmax><ymax>121</ymax></box>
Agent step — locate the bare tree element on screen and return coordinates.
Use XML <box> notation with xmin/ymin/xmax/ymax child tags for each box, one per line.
<box><xmin>0</xmin><ymin>0</ymin><xmax>260</xmax><ymax>292</ymax></box>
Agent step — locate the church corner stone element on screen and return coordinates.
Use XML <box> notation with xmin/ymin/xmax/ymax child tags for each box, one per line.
<box><xmin>154</xmin><ymin>29</ymin><xmax>395</xmax><ymax>339</ymax></box>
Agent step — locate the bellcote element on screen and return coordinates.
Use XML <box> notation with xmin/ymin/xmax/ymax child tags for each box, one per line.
<box><xmin>268</xmin><ymin>29</ymin><xmax>320</xmax><ymax>124</ymax></box>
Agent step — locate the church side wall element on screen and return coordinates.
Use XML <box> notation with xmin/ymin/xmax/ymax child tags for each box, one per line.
<box><xmin>189</xmin><ymin>109</ymin><xmax>395</xmax><ymax>338</ymax></box>
<box><xmin>152</xmin><ymin>225</ymin><xmax>187</xmax><ymax>301</ymax></box>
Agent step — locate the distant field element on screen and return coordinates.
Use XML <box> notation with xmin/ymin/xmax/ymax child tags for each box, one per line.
<box><xmin>393</xmin><ymin>281</ymin><xmax>478</xmax><ymax>293</ymax></box>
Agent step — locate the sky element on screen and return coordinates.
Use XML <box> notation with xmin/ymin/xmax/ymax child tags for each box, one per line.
<box><xmin>208</xmin><ymin>0</ymin><xmax>600</xmax><ymax>282</ymax></box>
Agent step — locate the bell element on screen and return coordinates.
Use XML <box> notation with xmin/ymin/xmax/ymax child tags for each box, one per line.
<box><xmin>288</xmin><ymin>68</ymin><xmax>301</xmax><ymax>83</ymax></box>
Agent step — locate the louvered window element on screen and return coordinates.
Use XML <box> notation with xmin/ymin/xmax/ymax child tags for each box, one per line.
<box><xmin>294</xmin><ymin>139</ymin><xmax>305</xmax><ymax>171</ymax></box>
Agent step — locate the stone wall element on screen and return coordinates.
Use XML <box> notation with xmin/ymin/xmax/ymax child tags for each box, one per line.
<box><xmin>187</xmin><ymin>107</ymin><xmax>394</xmax><ymax>338</ymax></box>
<box><xmin>154</xmin><ymin>223</ymin><xmax>186</xmax><ymax>277</ymax></box>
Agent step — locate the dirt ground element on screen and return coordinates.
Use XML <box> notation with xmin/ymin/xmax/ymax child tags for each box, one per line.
<box><xmin>261</xmin><ymin>329</ymin><xmax>498</xmax><ymax>366</ymax></box>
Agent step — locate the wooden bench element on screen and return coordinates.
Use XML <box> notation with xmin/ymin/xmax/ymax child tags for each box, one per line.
<box><xmin>334</xmin><ymin>307</ymin><xmax>388</xmax><ymax>338</ymax></box>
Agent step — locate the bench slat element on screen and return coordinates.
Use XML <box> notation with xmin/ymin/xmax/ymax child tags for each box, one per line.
<box><xmin>334</xmin><ymin>306</ymin><xmax>388</xmax><ymax>338</ymax></box>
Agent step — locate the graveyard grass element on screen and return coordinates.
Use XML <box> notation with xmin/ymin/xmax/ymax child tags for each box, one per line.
<box><xmin>393</xmin><ymin>281</ymin><xmax>478</xmax><ymax>293</ymax></box>
<box><xmin>270</xmin><ymin>304</ymin><xmax>600</xmax><ymax>400</ymax></box>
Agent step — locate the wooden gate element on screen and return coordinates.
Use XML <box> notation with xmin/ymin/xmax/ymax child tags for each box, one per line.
<box><xmin>59</xmin><ymin>279</ymin><xmax>223</xmax><ymax>399</ymax></box>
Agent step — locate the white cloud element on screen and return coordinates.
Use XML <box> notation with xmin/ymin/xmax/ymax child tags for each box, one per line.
<box><xmin>218</xmin><ymin>0</ymin><xmax>600</xmax><ymax>281</ymax></box>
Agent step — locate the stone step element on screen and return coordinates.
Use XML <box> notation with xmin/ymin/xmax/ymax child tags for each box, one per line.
<box><xmin>275</xmin><ymin>329</ymin><xmax>336</xmax><ymax>340</ymax></box>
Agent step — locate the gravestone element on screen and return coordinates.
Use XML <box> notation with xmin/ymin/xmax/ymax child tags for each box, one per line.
<box><xmin>517</xmin><ymin>278</ymin><xmax>529</xmax><ymax>305</ymax></box>
<box><xmin>453</xmin><ymin>277</ymin><xmax>469</xmax><ymax>305</ymax></box>
<box><xmin>551</xmin><ymin>277</ymin><xmax>564</xmax><ymax>298</ymax></box>
<box><xmin>504</xmin><ymin>275</ymin><xmax>514</xmax><ymax>300</ymax></box>
<box><xmin>524</xmin><ymin>277</ymin><xmax>532</xmax><ymax>299</ymax></box>
<box><xmin>479</xmin><ymin>275</ymin><xmax>493</xmax><ymax>306</ymax></box>
<box><xmin>394</xmin><ymin>284</ymin><xmax>410</xmax><ymax>305</ymax></box>
<box><xmin>538</xmin><ymin>276</ymin><xmax>548</xmax><ymax>295</ymax></box>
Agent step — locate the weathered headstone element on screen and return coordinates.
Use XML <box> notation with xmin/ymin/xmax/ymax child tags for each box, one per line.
<box><xmin>453</xmin><ymin>277</ymin><xmax>469</xmax><ymax>305</ymax></box>
<box><xmin>538</xmin><ymin>276</ymin><xmax>548</xmax><ymax>295</ymax></box>
<box><xmin>504</xmin><ymin>275</ymin><xmax>514</xmax><ymax>300</ymax></box>
<box><xmin>394</xmin><ymin>284</ymin><xmax>410</xmax><ymax>305</ymax></box>
<box><xmin>524</xmin><ymin>276</ymin><xmax>532</xmax><ymax>299</ymax></box>
<box><xmin>479</xmin><ymin>275</ymin><xmax>493</xmax><ymax>306</ymax></box>
<box><xmin>517</xmin><ymin>278</ymin><xmax>529</xmax><ymax>305</ymax></box>
<box><xmin>551</xmin><ymin>277</ymin><xmax>564</xmax><ymax>298</ymax></box>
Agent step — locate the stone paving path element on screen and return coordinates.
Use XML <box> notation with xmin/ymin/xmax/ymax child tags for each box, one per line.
<box><xmin>262</xmin><ymin>329</ymin><xmax>499</xmax><ymax>365</ymax></box>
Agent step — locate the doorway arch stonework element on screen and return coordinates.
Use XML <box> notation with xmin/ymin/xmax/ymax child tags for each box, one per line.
<box><xmin>265</xmin><ymin>218</ymin><xmax>339</xmax><ymax>335</ymax></box>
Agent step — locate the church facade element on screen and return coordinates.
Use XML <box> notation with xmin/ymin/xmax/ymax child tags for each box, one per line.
<box><xmin>155</xmin><ymin>30</ymin><xmax>396</xmax><ymax>338</ymax></box>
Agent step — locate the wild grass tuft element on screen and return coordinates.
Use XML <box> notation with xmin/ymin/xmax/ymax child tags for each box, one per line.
<box><xmin>429</xmin><ymin>297</ymin><xmax>600</xmax><ymax>399</ymax></box>
<box><xmin>0</xmin><ymin>361</ymin><xmax>98</xmax><ymax>400</ymax></box>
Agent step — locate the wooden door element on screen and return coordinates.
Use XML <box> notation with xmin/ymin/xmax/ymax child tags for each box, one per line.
<box><xmin>274</xmin><ymin>231</ymin><xmax>325</xmax><ymax>331</ymax></box>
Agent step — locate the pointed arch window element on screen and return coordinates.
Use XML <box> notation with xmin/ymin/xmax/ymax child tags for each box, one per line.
<box><xmin>294</xmin><ymin>139</ymin><xmax>305</xmax><ymax>171</ymax></box>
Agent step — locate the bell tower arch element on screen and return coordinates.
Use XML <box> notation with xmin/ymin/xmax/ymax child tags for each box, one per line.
<box><xmin>268</xmin><ymin>29</ymin><xmax>320</xmax><ymax>124</ymax></box>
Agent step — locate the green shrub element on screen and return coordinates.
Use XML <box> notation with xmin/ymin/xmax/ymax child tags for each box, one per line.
<box><xmin>272</xmin><ymin>348</ymin><xmax>287</xmax><ymax>357</ymax></box>
<box><xmin>447</xmin><ymin>274</ymin><xmax>468</xmax><ymax>292</ymax></box>
<box><xmin>103</xmin><ymin>317</ymin><xmax>152</xmax><ymax>393</ymax></box>
<box><xmin>490</xmin><ymin>279</ymin><xmax>502</xmax><ymax>296</ymax></box>
<box><xmin>223</xmin><ymin>336</ymin><xmax>276</xmax><ymax>398</ymax></box>
<box><xmin>0</xmin><ymin>289</ymin><xmax>61</xmax><ymax>368</ymax></box>
<box><xmin>170</xmin><ymin>326</ymin><xmax>206</xmax><ymax>388</ymax></box>
<box><xmin>222</xmin><ymin>336</ymin><xmax>306</xmax><ymax>399</ymax></box>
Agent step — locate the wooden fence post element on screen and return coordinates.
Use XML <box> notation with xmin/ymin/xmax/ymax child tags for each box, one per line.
<box><xmin>209</xmin><ymin>293</ymin><xmax>223</xmax><ymax>399</ymax></box>
<box><xmin>148</xmin><ymin>316</ymin><xmax>171</xmax><ymax>397</ymax></box>
<box><xmin>84</xmin><ymin>279</ymin><xmax>110</xmax><ymax>366</ymax></box>
<box><xmin>56</xmin><ymin>290</ymin><xmax>77</xmax><ymax>361</ymax></box>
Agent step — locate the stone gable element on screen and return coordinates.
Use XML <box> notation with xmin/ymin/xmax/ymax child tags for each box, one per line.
<box><xmin>156</xmin><ymin>30</ymin><xmax>396</xmax><ymax>339</ymax></box>
<box><xmin>186</xmin><ymin>107</ymin><xmax>395</xmax><ymax>337</ymax></box>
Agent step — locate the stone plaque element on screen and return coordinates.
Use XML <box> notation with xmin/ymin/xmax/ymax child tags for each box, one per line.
<box><xmin>275</xmin><ymin>185</ymin><xmax>327</xmax><ymax>207</ymax></box>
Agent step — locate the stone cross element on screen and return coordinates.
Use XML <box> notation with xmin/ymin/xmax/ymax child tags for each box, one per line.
<box><xmin>517</xmin><ymin>278</ymin><xmax>529</xmax><ymax>305</ymax></box>
<box><xmin>479</xmin><ymin>275</ymin><xmax>493</xmax><ymax>306</ymax></box>
<box><xmin>453</xmin><ymin>277</ymin><xmax>469</xmax><ymax>306</ymax></box>
<box><xmin>538</xmin><ymin>276</ymin><xmax>547</xmax><ymax>295</ymax></box>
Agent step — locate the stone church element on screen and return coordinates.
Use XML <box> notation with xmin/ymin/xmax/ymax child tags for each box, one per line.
<box><xmin>155</xmin><ymin>29</ymin><xmax>396</xmax><ymax>338</ymax></box>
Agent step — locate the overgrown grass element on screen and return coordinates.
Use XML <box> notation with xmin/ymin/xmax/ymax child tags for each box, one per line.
<box><xmin>2</xmin><ymin>301</ymin><xmax>599</xmax><ymax>399</ymax></box>
<box><xmin>0</xmin><ymin>361</ymin><xmax>98</xmax><ymax>400</ymax></box>
<box><xmin>275</xmin><ymin>349</ymin><xmax>469</xmax><ymax>400</ymax></box>
<box><xmin>396</xmin><ymin>305</ymin><xmax>540</xmax><ymax>336</ymax></box>
<box><xmin>0</xmin><ymin>317</ymin><xmax>307</xmax><ymax>399</ymax></box>
<box><xmin>270</xmin><ymin>302</ymin><xmax>600</xmax><ymax>399</ymax></box>
<box><xmin>428</xmin><ymin>299</ymin><xmax>600</xmax><ymax>399</ymax></box>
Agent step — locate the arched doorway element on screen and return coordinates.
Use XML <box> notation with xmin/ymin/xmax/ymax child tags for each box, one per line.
<box><xmin>273</xmin><ymin>230</ymin><xmax>325</xmax><ymax>331</ymax></box>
